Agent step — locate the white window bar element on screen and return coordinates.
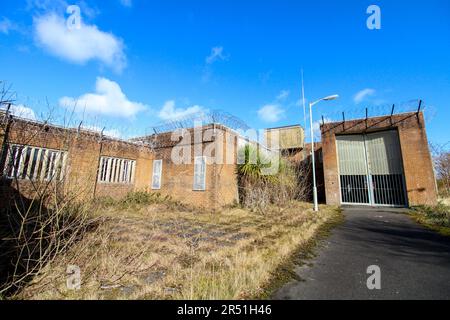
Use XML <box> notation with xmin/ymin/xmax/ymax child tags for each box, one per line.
<box><xmin>98</xmin><ymin>156</ymin><xmax>135</xmax><ymax>184</ymax></box>
<box><xmin>3</xmin><ymin>144</ymin><xmax>66</xmax><ymax>181</ymax></box>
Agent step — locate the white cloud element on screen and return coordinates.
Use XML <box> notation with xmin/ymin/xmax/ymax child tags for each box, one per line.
<box><xmin>310</xmin><ymin>117</ymin><xmax>332</xmax><ymax>140</ymax></box>
<box><xmin>202</xmin><ymin>46</ymin><xmax>228</xmax><ymax>82</ymax></box>
<box><xmin>119</xmin><ymin>0</ymin><xmax>132</xmax><ymax>7</ymax></box>
<box><xmin>1</xmin><ymin>104</ymin><xmax>36</xmax><ymax>120</ymax></box>
<box><xmin>205</xmin><ymin>46</ymin><xmax>227</xmax><ymax>64</ymax></box>
<box><xmin>276</xmin><ymin>90</ymin><xmax>290</xmax><ymax>101</ymax></box>
<box><xmin>26</xmin><ymin>0</ymin><xmax>68</xmax><ymax>11</ymax></box>
<box><xmin>353</xmin><ymin>88</ymin><xmax>376</xmax><ymax>104</ymax></box>
<box><xmin>258</xmin><ymin>90</ymin><xmax>291</xmax><ymax>123</ymax></box>
<box><xmin>158</xmin><ymin>100</ymin><xmax>207</xmax><ymax>121</ymax></box>
<box><xmin>33</xmin><ymin>13</ymin><xmax>126</xmax><ymax>72</ymax></box>
<box><xmin>58</xmin><ymin>77</ymin><xmax>147</xmax><ymax>118</ymax></box>
<box><xmin>27</xmin><ymin>1</ymin><xmax>100</xmax><ymax>20</ymax></box>
<box><xmin>257</xmin><ymin>104</ymin><xmax>285</xmax><ymax>123</ymax></box>
<box><xmin>0</xmin><ymin>18</ymin><xmax>15</xmax><ymax>34</ymax></box>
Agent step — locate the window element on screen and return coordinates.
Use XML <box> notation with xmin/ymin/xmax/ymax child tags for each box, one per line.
<box><xmin>3</xmin><ymin>144</ymin><xmax>66</xmax><ymax>181</ymax></box>
<box><xmin>193</xmin><ymin>156</ymin><xmax>206</xmax><ymax>191</ymax></box>
<box><xmin>151</xmin><ymin>160</ymin><xmax>162</xmax><ymax>189</ymax></box>
<box><xmin>98</xmin><ymin>157</ymin><xmax>135</xmax><ymax>184</ymax></box>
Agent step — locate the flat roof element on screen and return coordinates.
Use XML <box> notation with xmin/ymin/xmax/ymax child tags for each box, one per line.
<box><xmin>265</xmin><ymin>124</ymin><xmax>303</xmax><ymax>131</ymax></box>
<box><xmin>321</xmin><ymin>111</ymin><xmax>420</xmax><ymax>127</ymax></box>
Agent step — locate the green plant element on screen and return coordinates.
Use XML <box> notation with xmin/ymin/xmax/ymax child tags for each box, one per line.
<box><xmin>411</xmin><ymin>202</ymin><xmax>450</xmax><ymax>236</ymax></box>
<box><xmin>237</xmin><ymin>145</ymin><xmax>276</xmax><ymax>181</ymax></box>
<box><xmin>237</xmin><ymin>145</ymin><xmax>310</xmax><ymax>212</ymax></box>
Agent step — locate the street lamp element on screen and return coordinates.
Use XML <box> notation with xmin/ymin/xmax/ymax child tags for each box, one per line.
<box><xmin>309</xmin><ymin>94</ymin><xmax>339</xmax><ymax>211</ymax></box>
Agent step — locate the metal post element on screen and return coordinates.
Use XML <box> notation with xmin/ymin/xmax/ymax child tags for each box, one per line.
<box><xmin>306</xmin><ymin>94</ymin><xmax>339</xmax><ymax>211</ymax></box>
<box><xmin>92</xmin><ymin>127</ymin><xmax>105</xmax><ymax>199</ymax></box>
<box><xmin>309</xmin><ymin>102</ymin><xmax>318</xmax><ymax>212</ymax></box>
<box><xmin>365</xmin><ymin>108</ymin><xmax>368</xmax><ymax>129</ymax></box>
<box><xmin>342</xmin><ymin>112</ymin><xmax>345</xmax><ymax>131</ymax></box>
<box><xmin>0</xmin><ymin>105</ymin><xmax>13</xmax><ymax>178</ymax></box>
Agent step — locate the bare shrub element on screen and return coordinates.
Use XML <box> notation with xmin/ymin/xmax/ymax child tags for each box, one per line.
<box><xmin>0</xmin><ymin>191</ymin><xmax>101</xmax><ymax>296</ymax></box>
<box><xmin>0</xmin><ymin>104</ymin><xmax>101</xmax><ymax>297</ymax></box>
<box><xmin>430</xmin><ymin>142</ymin><xmax>450</xmax><ymax>197</ymax></box>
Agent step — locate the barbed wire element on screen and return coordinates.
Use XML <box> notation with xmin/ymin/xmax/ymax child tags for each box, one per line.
<box><xmin>146</xmin><ymin>109</ymin><xmax>250</xmax><ymax>135</ymax></box>
<box><xmin>319</xmin><ymin>99</ymin><xmax>429</xmax><ymax>125</ymax></box>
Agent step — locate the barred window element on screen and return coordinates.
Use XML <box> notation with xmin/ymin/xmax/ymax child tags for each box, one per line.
<box><xmin>98</xmin><ymin>156</ymin><xmax>135</xmax><ymax>184</ymax></box>
<box><xmin>151</xmin><ymin>159</ymin><xmax>162</xmax><ymax>190</ymax></box>
<box><xmin>3</xmin><ymin>144</ymin><xmax>67</xmax><ymax>181</ymax></box>
<box><xmin>193</xmin><ymin>156</ymin><xmax>206</xmax><ymax>191</ymax></box>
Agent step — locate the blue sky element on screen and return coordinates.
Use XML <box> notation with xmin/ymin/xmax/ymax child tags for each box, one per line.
<box><xmin>0</xmin><ymin>0</ymin><xmax>449</xmax><ymax>144</ymax></box>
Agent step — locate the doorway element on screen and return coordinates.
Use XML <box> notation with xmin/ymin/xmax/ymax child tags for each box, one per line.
<box><xmin>336</xmin><ymin>130</ymin><xmax>407</xmax><ymax>207</ymax></box>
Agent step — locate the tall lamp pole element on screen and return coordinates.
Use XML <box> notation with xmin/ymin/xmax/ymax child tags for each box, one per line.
<box><xmin>309</xmin><ymin>94</ymin><xmax>339</xmax><ymax>211</ymax></box>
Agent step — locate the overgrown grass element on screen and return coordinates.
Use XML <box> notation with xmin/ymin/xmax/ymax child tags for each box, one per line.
<box><xmin>95</xmin><ymin>191</ymin><xmax>189</xmax><ymax>212</ymax></box>
<box><xmin>257</xmin><ymin>207</ymin><xmax>344</xmax><ymax>299</ymax></box>
<box><xmin>410</xmin><ymin>201</ymin><xmax>450</xmax><ymax>236</ymax></box>
<box><xmin>0</xmin><ymin>190</ymin><xmax>100</xmax><ymax>297</ymax></box>
<box><xmin>17</xmin><ymin>199</ymin><xmax>341</xmax><ymax>300</ymax></box>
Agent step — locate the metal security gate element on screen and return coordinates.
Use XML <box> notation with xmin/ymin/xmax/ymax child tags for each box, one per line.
<box><xmin>336</xmin><ymin>130</ymin><xmax>407</xmax><ymax>207</ymax></box>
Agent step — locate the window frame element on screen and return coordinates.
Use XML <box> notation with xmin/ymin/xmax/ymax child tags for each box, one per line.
<box><xmin>151</xmin><ymin>159</ymin><xmax>163</xmax><ymax>190</ymax></box>
<box><xmin>3</xmin><ymin>144</ymin><xmax>67</xmax><ymax>181</ymax></box>
<box><xmin>98</xmin><ymin>156</ymin><xmax>136</xmax><ymax>184</ymax></box>
<box><xmin>193</xmin><ymin>156</ymin><xmax>207</xmax><ymax>191</ymax></box>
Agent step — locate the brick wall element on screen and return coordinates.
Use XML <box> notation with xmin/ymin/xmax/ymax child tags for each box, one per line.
<box><xmin>0</xmin><ymin>116</ymin><xmax>153</xmax><ymax>207</ymax></box>
<box><xmin>0</xmin><ymin>116</ymin><xmax>270</xmax><ymax>211</ymax></box>
<box><xmin>146</xmin><ymin>124</ymin><xmax>239</xmax><ymax>210</ymax></box>
<box><xmin>321</xmin><ymin>112</ymin><xmax>437</xmax><ymax>206</ymax></box>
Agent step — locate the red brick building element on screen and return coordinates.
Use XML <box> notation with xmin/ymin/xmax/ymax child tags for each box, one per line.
<box><xmin>321</xmin><ymin>111</ymin><xmax>437</xmax><ymax>207</ymax></box>
<box><xmin>1</xmin><ymin>109</ymin><xmax>438</xmax><ymax>210</ymax></box>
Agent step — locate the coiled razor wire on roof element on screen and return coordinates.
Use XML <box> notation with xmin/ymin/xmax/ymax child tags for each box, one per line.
<box><xmin>147</xmin><ymin>109</ymin><xmax>251</xmax><ymax>135</ymax></box>
<box><xmin>319</xmin><ymin>99</ymin><xmax>436</xmax><ymax>126</ymax></box>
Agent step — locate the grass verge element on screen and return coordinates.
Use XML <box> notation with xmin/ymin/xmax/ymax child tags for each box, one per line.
<box><xmin>410</xmin><ymin>202</ymin><xmax>450</xmax><ymax>236</ymax></box>
<box><xmin>17</xmin><ymin>200</ymin><xmax>342</xmax><ymax>300</ymax></box>
<box><xmin>257</xmin><ymin>207</ymin><xmax>344</xmax><ymax>299</ymax></box>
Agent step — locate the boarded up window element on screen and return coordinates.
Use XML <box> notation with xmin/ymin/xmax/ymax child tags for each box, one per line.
<box><xmin>152</xmin><ymin>159</ymin><xmax>162</xmax><ymax>190</ymax></box>
<box><xmin>193</xmin><ymin>156</ymin><xmax>206</xmax><ymax>191</ymax></box>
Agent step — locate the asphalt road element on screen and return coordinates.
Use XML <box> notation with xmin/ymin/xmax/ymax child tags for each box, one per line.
<box><xmin>273</xmin><ymin>206</ymin><xmax>450</xmax><ymax>300</ymax></box>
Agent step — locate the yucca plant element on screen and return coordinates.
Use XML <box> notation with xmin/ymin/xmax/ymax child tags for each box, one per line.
<box><xmin>237</xmin><ymin>145</ymin><xmax>278</xmax><ymax>181</ymax></box>
<box><xmin>237</xmin><ymin>145</ymin><xmax>311</xmax><ymax>212</ymax></box>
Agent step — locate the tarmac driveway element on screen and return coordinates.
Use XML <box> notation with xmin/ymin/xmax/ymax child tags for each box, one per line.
<box><xmin>273</xmin><ymin>206</ymin><xmax>450</xmax><ymax>300</ymax></box>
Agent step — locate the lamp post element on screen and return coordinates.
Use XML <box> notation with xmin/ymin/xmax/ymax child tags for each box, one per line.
<box><xmin>309</xmin><ymin>94</ymin><xmax>339</xmax><ymax>211</ymax></box>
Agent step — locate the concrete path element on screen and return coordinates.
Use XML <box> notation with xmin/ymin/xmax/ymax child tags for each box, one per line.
<box><xmin>273</xmin><ymin>207</ymin><xmax>450</xmax><ymax>300</ymax></box>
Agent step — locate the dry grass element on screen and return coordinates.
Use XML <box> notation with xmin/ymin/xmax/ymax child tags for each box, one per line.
<box><xmin>410</xmin><ymin>201</ymin><xmax>450</xmax><ymax>236</ymax></box>
<box><xmin>440</xmin><ymin>197</ymin><xmax>450</xmax><ymax>207</ymax></box>
<box><xmin>18</xmin><ymin>201</ymin><xmax>341</xmax><ymax>300</ymax></box>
